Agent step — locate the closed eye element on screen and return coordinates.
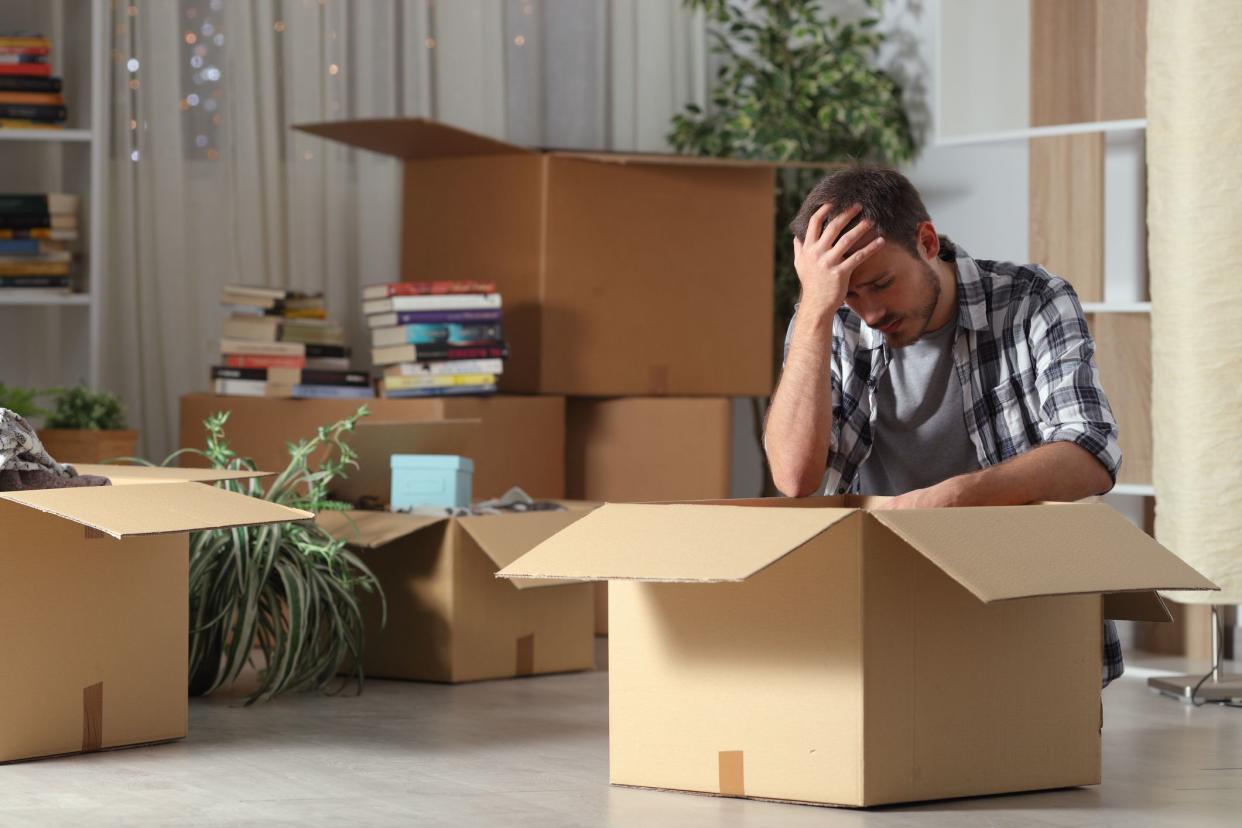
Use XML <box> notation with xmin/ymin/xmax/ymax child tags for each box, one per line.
<box><xmin>873</xmin><ymin>279</ymin><xmax>893</xmax><ymax>290</ymax></box>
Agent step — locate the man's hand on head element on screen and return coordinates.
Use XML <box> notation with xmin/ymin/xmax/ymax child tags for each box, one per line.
<box><xmin>792</xmin><ymin>202</ymin><xmax>886</xmax><ymax>315</ymax></box>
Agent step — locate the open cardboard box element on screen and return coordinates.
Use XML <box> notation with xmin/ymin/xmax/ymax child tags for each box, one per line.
<box><xmin>0</xmin><ymin>464</ymin><xmax>311</xmax><ymax>764</ymax></box>
<box><xmin>317</xmin><ymin>421</ymin><xmax>596</xmax><ymax>683</ymax></box>
<box><xmin>498</xmin><ymin>495</ymin><xmax>1217</xmax><ymax>808</ymax></box>
<box><xmin>294</xmin><ymin>117</ymin><xmax>831</xmax><ymax>396</ymax></box>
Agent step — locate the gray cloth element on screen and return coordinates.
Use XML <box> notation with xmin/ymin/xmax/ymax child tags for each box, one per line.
<box><xmin>858</xmin><ymin>319</ymin><xmax>981</xmax><ymax>495</ymax></box>
<box><xmin>395</xmin><ymin>486</ymin><xmax>565</xmax><ymax>518</ymax></box>
<box><xmin>0</xmin><ymin>408</ymin><xmax>111</xmax><ymax>491</ymax></box>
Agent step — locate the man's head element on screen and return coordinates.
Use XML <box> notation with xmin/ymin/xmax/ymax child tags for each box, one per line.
<box><xmin>791</xmin><ymin>165</ymin><xmax>950</xmax><ymax>347</ymax></box>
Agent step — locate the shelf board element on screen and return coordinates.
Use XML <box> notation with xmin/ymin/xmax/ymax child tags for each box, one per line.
<box><xmin>934</xmin><ymin>119</ymin><xmax>1146</xmax><ymax>148</ymax></box>
<box><xmin>0</xmin><ymin>128</ymin><xmax>92</xmax><ymax>143</ymax></box>
<box><xmin>1081</xmin><ymin>302</ymin><xmax>1152</xmax><ymax>314</ymax></box>
<box><xmin>0</xmin><ymin>292</ymin><xmax>91</xmax><ymax>307</ymax></box>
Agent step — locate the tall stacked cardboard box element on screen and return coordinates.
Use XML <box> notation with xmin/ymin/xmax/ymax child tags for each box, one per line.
<box><xmin>294</xmin><ymin>118</ymin><xmax>789</xmax><ymax>634</ymax></box>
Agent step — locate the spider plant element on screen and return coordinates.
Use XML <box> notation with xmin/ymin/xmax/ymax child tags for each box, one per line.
<box><xmin>145</xmin><ymin>406</ymin><xmax>383</xmax><ymax>704</ymax></box>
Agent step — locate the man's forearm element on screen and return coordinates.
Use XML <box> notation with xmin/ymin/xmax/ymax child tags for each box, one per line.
<box><xmin>945</xmin><ymin>441</ymin><xmax>1114</xmax><ymax>506</ymax></box>
<box><xmin>765</xmin><ymin>306</ymin><xmax>836</xmax><ymax>497</ymax></box>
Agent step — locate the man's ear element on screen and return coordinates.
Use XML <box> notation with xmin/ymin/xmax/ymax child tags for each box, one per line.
<box><xmin>916</xmin><ymin>221</ymin><xmax>940</xmax><ymax>261</ymax></box>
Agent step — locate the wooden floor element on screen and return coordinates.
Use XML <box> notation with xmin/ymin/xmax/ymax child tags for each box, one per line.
<box><xmin>0</xmin><ymin>644</ymin><xmax>1238</xmax><ymax>826</ymax></box>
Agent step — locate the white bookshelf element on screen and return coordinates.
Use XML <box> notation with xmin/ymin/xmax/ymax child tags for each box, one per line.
<box><xmin>930</xmin><ymin>0</ymin><xmax>1153</xmax><ymax>497</ymax></box>
<box><xmin>0</xmin><ymin>0</ymin><xmax>107</xmax><ymax>388</ymax></box>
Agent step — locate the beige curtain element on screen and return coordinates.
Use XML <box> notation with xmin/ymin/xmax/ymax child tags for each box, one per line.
<box><xmin>1148</xmin><ymin>0</ymin><xmax>1242</xmax><ymax>603</ymax></box>
<box><xmin>101</xmin><ymin>0</ymin><xmax>705</xmax><ymax>459</ymax></box>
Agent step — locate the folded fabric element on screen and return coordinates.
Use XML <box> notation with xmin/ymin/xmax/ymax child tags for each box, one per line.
<box><xmin>395</xmin><ymin>486</ymin><xmax>565</xmax><ymax>518</ymax></box>
<box><xmin>0</xmin><ymin>408</ymin><xmax>110</xmax><ymax>491</ymax></box>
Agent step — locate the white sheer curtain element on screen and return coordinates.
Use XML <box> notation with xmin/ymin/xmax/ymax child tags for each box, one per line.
<box><xmin>103</xmin><ymin>0</ymin><xmax>706</xmax><ymax>459</ymax></box>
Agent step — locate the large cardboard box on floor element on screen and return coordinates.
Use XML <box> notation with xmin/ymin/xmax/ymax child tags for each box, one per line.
<box><xmin>499</xmin><ymin>497</ymin><xmax>1216</xmax><ymax>807</ymax></box>
<box><xmin>0</xmin><ymin>465</ymin><xmax>310</xmax><ymax>764</ymax></box>
<box><xmin>295</xmin><ymin>117</ymin><xmax>792</xmax><ymax>397</ymax></box>
<box><xmin>566</xmin><ymin>396</ymin><xmax>735</xmax><ymax>634</ymax></box>
<box><xmin>316</xmin><ymin>421</ymin><xmax>596</xmax><ymax>683</ymax></box>
<box><xmin>179</xmin><ymin>393</ymin><xmax>566</xmax><ymax>500</ymax></box>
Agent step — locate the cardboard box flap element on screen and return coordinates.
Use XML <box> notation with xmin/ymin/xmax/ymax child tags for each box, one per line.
<box><xmin>0</xmin><ymin>481</ymin><xmax>311</xmax><ymax>539</ymax></box>
<box><xmin>316</xmin><ymin>509</ymin><xmax>446</xmax><ymax>549</ymax></box>
<box><xmin>497</xmin><ymin>502</ymin><xmax>856</xmax><ymax>584</ymax></box>
<box><xmin>1102</xmin><ymin>590</ymin><xmax>1173</xmax><ymax>622</ymax></box>
<box><xmin>295</xmin><ymin>117</ymin><xmax>531</xmax><ymax>161</ymax></box>
<box><xmin>458</xmin><ymin>507</ymin><xmax>597</xmax><ymax>590</ymax></box>
<box><xmin>70</xmin><ymin>464</ymin><xmax>272</xmax><ymax>485</ymax></box>
<box><xmin>549</xmin><ymin>150</ymin><xmax>841</xmax><ymax>171</ymax></box>
<box><xmin>334</xmin><ymin>419</ymin><xmax>482</xmax><ymax>505</ymax></box>
<box><xmin>869</xmin><ymin>503</ymin><xmax>1218</xmax><ymax>603</ymax></box>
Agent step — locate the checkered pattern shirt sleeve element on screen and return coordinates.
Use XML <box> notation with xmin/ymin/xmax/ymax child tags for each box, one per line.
<box><xmin>1028</xmin><ymin>280</ymin><xmax>1123</xmax><ymax>486</ymax></box>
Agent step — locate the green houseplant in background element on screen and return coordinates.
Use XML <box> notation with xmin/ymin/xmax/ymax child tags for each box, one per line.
<box><xmin>148</xmin><ymin>406</ymin><xmax>384</xmax><ymax>704</ymax></box>
<box><xmin>0</xmin><ymin>382</ymin><xmax>49</xmax><ymax>421</ymax></box>
<box><xmin>36</xmin><ymin>384</ymin><xmax>140</xmax><ymax>464</ymax></box>
<box><xmin>669</xmin><ymin>0</ymin><xmax>919</xmax><ymax>489</ymax></box>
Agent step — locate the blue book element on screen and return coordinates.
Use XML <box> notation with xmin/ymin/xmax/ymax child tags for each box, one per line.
<box><xmin>0</xmin><ymin>238</ymin><xmax>39</xmax><ymax>255</ymax></box>
<box><xmin>381</xmin><ymin>384</ymin><xmax>498</xmax><ymax>399</ymax></box>
<box><xmin>373</xmin><ymin>322</ymin><xmax>504</xmax><ymax>348</ymax></box>
<box><xmin>291</xmin><ymin>384</ymin><xmax>376</xmax><ymax>399</ymax></box>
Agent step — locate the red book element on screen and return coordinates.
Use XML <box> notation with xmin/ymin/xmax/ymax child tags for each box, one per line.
<box><xmin>224</xmin><ymin>354</ymin><xmax>308</xmax><ymax>369</ymax></box>
<box><xmin>362</xmin><ymin>280</ymin><xmax>497</xmax><ymax>300</ymax></box>
<box><xmin>0</xmin><ymin>64</ymin><xmax>51</xmax><ymax>77</ymax></box>
<box><xmin>0</xmin><ymin>47</ymin><xmax>49</xmax><ymax>57</ymax></box>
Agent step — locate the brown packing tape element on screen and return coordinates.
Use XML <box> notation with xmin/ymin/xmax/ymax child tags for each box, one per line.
<box><xmin>82</xmin><ymin>681</ymin><xmax>103</xmax><ymax>752</ymax></box>
<box><xmin>718</xmin><ymin>750</ymin><xmax>745</xmax><ymax>797</ymax></box>
<box><xmin>515</xmin><ymin>633</ymin><xmax>535</xmax><ymax>676</ymax></box>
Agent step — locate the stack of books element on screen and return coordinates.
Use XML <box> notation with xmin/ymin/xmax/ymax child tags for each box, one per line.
<box><xmin>212</xmin><ymin>285</ymin><xmax>374</xmax><ymax>399</ymax></box>
<box><xmin>0</xmin><ymin>34</ymin><xmax>66</xmax><ymax>129</ymax></box>
<box><xmin>364</xmin><ymin>280</ymin><xmax>507</xmax><ymax>397</ymax></box>
<box><xmin>0</xmin><ymin>193</ymin><xmax>77</xmax><ymax>294</ymax></box>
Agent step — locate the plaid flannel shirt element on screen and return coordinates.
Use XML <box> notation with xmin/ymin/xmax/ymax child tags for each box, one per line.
<box><xmin>782</xmin><ymin>237</ymin><xmax>1125</xmax><ymax>686</ymax></box>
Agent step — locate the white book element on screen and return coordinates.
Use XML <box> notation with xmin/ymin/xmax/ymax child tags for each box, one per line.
<box><xmin>383</xmin><ymin>359</ymin><xmax>505</xmax><ymax>377</ymax></box>
<box><xmin>362</xmin><ymin>293</ymin><xmax>502</xmax><ymax>316</ymax></box>
<box><xmin>212</xmin><ymin>378</ymin><xmax>294</xmax><ymax>398</ymax></box>
<box><xmin>219</xmin><ymin>338</ymin><xmax>306</xmax><ymax>357</ymax></box>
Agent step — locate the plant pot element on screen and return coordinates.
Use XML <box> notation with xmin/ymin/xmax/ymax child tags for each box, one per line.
<box><xmin>37</xmin><ymin>429</ymin><xmax>140</xmax><ymax>465</ymax></box>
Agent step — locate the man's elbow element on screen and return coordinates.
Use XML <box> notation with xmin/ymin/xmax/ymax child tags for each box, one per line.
<box><xmin>771</xmin><ymin>466</ymin><xmax>823</xmax><ymax>498</ymax></box>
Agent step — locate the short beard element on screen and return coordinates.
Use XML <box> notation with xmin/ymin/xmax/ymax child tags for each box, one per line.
<box><xmin>886</xmin><ymin>261</ymin><xmax>942</xmax><ymax>348</ymax></box>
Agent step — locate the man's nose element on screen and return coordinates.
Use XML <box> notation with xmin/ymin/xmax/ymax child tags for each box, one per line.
<box><xmin>855</xmin><ymin>298</ymin><xmax>886</xmax><ymax>327</ymax></box>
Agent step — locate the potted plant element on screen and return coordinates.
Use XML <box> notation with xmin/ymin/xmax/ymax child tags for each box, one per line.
<box><xmin>0</xmin><ymin>382</ymin><xmax>49</xmax><ymax>421</ymax></box>
<box><xmin>669</xmin><ymin>0</ymin><xmax>919</xmax><ymax>490</ymax></box>
<box><xmin>36</xmin><ymin>384</ymin><xmax>139</xmax><ymax>463</ymax></box>
<box><xmin>149</xmin><ymin>406</ymin><xmax>384</xmax><ymax>704</ymax></box>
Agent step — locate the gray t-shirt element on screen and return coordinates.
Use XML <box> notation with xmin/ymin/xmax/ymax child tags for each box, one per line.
<box><xmin>858</xmin><ymin>319</ymin><xmax>981</xmax><ymax>495</ymax></box>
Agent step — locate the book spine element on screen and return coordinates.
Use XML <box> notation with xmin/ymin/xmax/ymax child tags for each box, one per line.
<box><xmin>0</xmin><ymin>76</ymin><xmax>62</xmax><ymax>93</ymax></box>
<box><xmin>0</xmin><ymin>64</ymin><xmax>52</xmax><ymax>77</ymax></box>
<box><xmin>0</xmin><ymin>214</ymin><xmax>50</xmax><ymax>230</ymax></box>
<box><xmin>0</xmin><ymin>54</ymin><xmax>47</xmax><ymax>64</ymax></box>
<box><xmin>223</xmin><ymin>354</ymin><xmax>307</xmax><ymax>369</ymax></box>
<box><xmin>0</xmin><ymin>227</ymin><xmax>73</xmax><ymax>240</ymax></box>
<box><xmin>213</xmin><ymin>378</ymin><xmax>291</xmax><ymax>398</ymax></box>
<box><xmin>369</xmin><ymin>309</ymin><xmax>503</xmax><ymax>327</ymax></box>
<box><xmin>219</xmin><ymin>339</ymin><xmax>305</xmax><ymax>357</ymax></box>
<box><xmin>381</xmin><ymin>384</ymin><xmax>498</xmax><ymax>399</ymax></box>
<box><xmin>0</xmin><ymin>275</ymin><xmax>69</xmax><ymax>288</ymax></box>
<box><xmin>212</xmin><ymin>366</ymin><xmax>270</xmax><ymax>382</ymax></box>
<box><xmin>0</xmin><ymin>46</ymin><xmax>49</xmax><ymax>57</ymax></box>
<box><xmin>0</xmin><ymin>103</ymin><xmax>66</xmax><ymax>120</ymax></box>
<box><xmin>380</xmin><ymin>323</ymin><xmax>504</xmax><ymax>347</ymax></box>
<box><xmin>383</xmin><ymin>373</ymin><xmax>496</xmax><ymax>390</ymax></box>
<box><xmin>373</xmin><ymin>280</ymin><xmax>498</xmax><ymax>297</ymax></box>
<box><xmin>0</xmin><ymin>195</ymin><xmax>49</xmax><ymax>213</ymax></box>
<box><xmin>303</xmin><ymin>344</ymin><xmax>350</xmax><ymax>358</ymax></box>
<box><xmin>384</xmin><ymin>358</ymin><xmax>505</xmax><ymax>377</ymax></box>
<box><xmin>290</xmin><ymin>384</ymin><xmax>376</xmax><ymax>400</ymax></box>
<box><xmin>0</xmin><ymin>238</ymin><xmax>38</xmax><ymax>255</ymax></box>
<box><xmin>389</xmin><ymin>293</ymin><xmax>502</xmax><ymax>311</ymax></box>
<box><xmin>0</xmin><ymin>261</ymin><xmax>69</xmax><ymax>276</ymax></box>
<box><xmin>0</xmin><ymin>38</ymin><xmax>50</xmax><ymax>49</ymax></box>
<box><xmin>298</xmin><ymin>370</ymin><xmax>371</xmax><ymax>387</ymax></box>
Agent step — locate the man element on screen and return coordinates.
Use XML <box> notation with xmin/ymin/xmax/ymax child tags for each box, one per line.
<box><xmin>763</xmin><ymin>165</ymin><xmax>1124</xmax><ymax>686</ymax></box>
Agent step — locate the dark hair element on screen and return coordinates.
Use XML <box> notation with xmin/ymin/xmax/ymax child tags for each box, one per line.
<box><xmin>789</xmin><ymin>164</ymin><xmax>931</xmax><ymax>257</ymax></box>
